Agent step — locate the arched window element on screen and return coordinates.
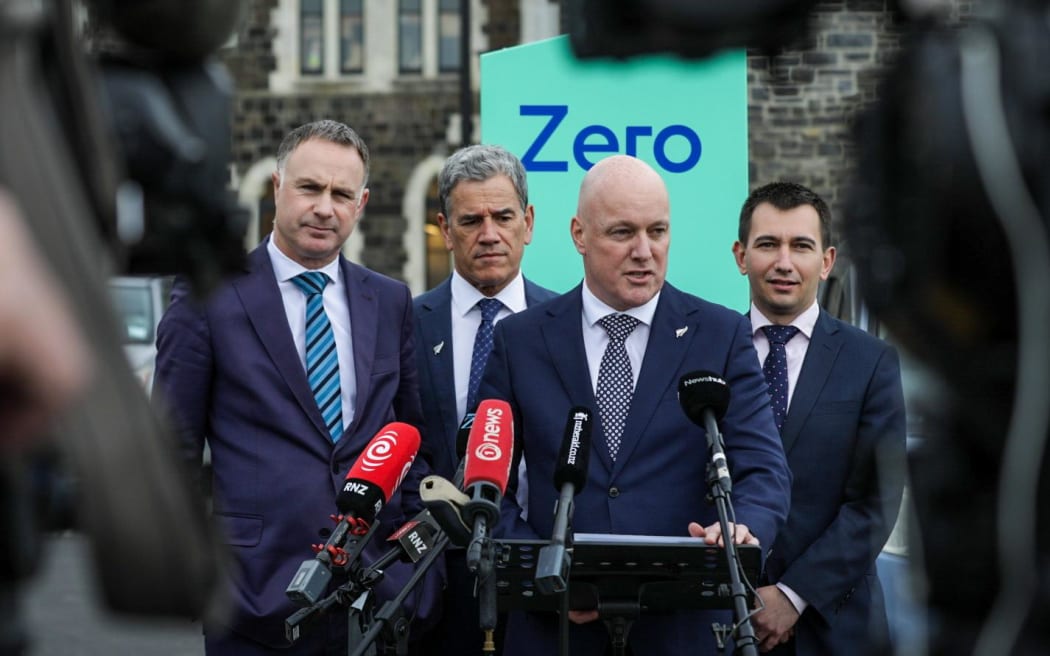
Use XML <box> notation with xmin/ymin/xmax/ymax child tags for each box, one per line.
<box><xmin>424</xmin><ymin>175</ymin><xmax>451</xmax><ymax>290</ymax></box>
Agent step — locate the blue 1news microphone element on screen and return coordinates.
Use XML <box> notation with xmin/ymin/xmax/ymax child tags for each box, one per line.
<box><xmin>678</xmin><ymin>371</ymin><xmax>733</xmax><ymax>493</ymax></box>
<box><xmin>536</xmin><ymin>407</ymin><xmax>593</xmax><ymax>595</ymax></box>
<box><xmin>286</xmin><ymin>422</ymin><xmax>421</xmax><ymax>606</ymax></box>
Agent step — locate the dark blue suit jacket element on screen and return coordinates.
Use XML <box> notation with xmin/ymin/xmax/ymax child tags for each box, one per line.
<box><xmin>764</xmin><ymin>310</ymin><xmax>906</xmax><ymax>655</ymax></box>
<box><xmin>478</xmin><ymin>283</ymin><xmax>792</xmax><ymax>656</ymax></box>
<box><xmin>154</xmin><ymin>242</ymin><xmax>436</xmax><ymax>649</ymax></box>
<box><xmin>413</xmin><ymin>276</ymin><xmax>558</xmax><ymax>480</ymax></box>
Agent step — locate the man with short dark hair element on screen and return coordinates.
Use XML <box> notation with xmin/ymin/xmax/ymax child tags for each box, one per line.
<box><xmin>733</xmin><ymin>181</ymin><xmax>906</xmax><ymax>654</ymax></box>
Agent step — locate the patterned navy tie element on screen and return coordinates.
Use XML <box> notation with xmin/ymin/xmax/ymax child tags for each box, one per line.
<box><xmin>761</xmin><ymin>324</ymin><xmax>800</xmax><ymax>432</ymax></box>
<box><xmin>596</xmin><ymin>313</ymin><xmax>640</xmax><ymax>461</ymax></box>
<box><xmin>292</xmin><ymin>272</ymin><xmax>343</xmax><ymax>442</ymax></box>
<box><xmin>466</xmin><ymin>298</ymin><xmax>503</xmax><ymax>413</ymax></box>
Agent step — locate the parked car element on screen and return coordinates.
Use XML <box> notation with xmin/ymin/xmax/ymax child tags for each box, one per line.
<box><xmin>107</xmin><ymin>275</ymin><xmax>174</xmax><ymax>391</ymax></box>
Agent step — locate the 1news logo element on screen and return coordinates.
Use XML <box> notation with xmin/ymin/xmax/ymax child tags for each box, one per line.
<box><xmin>473</xmin><ymin>404</ymin><xmax>505</xmax><ymax>462</ymax></box>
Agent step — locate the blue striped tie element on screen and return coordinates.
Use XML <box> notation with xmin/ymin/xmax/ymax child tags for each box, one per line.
<box><xmin>292</xmin><ymin>272</ymin><xmax>343</xmax><ymax>442</ymax></box>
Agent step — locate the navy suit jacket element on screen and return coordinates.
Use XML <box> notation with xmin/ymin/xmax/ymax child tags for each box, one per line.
<box><xmin>478</xmin><ymin>283</ymin><xmax>792</xmax><ymax>656</ymax></box>
<box><xmin>413</xmin><ymin>276</ymin><xmax>558</xmax><ymax>480</ymax></box>
<box><xmin>764</xmin><ymin>310</ymin><xmax>906</xmax><ymax>655</ymax></box>
<box><xmin>154</xmin><ymin>242</ymin><xmax>435</xmax><ymax>648</ymax></box>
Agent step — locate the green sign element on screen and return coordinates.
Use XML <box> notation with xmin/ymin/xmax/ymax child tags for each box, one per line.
<box><xmin>481</xmin><ymin>36</ymin><xmax>748</xmax><ymax>308</ymax></box>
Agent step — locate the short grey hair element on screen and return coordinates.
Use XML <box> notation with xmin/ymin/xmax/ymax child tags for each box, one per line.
<box><xmin>275</xmin><ymin>119</ymin><xmax>370</xmax><ymax>187</ymax></box>
<box><xmin>438</xmin><ymin>144</ymin><xmax>528</xmax><ymax>217</ymax></box>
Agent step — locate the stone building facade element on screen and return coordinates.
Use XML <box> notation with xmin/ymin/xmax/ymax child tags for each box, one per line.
<box><xmin>219</xmin><ymin>0</ymin><xmax>968</xmax><ymax>294</ymax></box>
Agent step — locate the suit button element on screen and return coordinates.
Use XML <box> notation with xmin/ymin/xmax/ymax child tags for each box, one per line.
<box><xmin>608</xmin><ymin>487</ymin><xmax>620</xmax><ymax>498</ymax></box>
<box><xmin>332</xmin><ymin>463</ymin><xmax>340</xmax><ymax>475</ymax></box>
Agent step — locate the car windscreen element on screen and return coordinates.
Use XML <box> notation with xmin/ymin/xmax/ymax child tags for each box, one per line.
<box><xmin>110</xmin><ymin>283</ymin><xmax>155</xmax><ymax>344</ymax></box>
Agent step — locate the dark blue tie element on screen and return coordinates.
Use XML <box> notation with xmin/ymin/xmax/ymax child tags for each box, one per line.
<box><xmin>596</xmin><ymin>313</ymin><xmax>640</xmax><ymax>461</ymax></box>
<box><xmin>761</xmin><ymin>324</ymin><xmax>800</xmax><ymax>432</ymax></box>
<box><xmin>292</xmin><ymin>272</ymin><xmax>343</xmax><ymax>442</ymax></box>
<box><xmin>467</xmin><ymin>298</ymin><xmax>503</xmax><ymax>413</ymax></box>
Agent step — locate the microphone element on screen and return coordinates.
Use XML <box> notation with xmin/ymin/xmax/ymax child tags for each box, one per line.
<box><xmin>337</xmin><ymin>422</ymin><xmax>421</xmax><ymax>518</ymax></box>
<box><xmin>462</xmin><ymin>399</ymin><xmax>514</xmax><ymax>565</ymax></box>
<box><xmin>461</xmin><ymin>399</ymin><xmax>514</xmax><ymax>647</ymax></box>
<box><xmin>420</xmin><ymin>474</ymin><xmax>473</xmax><ymax>547</ymax></box>
<box><xmin>286</xmin><ymin>422</ymin><xmax>421</xmax><ymax>606</ymax></box>
<box><xmin>456</xmin><ymin>412</ymin><xmax>475</xmax><ymax>462</ymax></box>
<box><xmin>451</xmin><ymin>411</ymin><xmax>476</xmax><ymax>488</ymax></box>
<box><xmin>536</xmin><ymin>407</ymin><xmax>593</xmax><ymax>595</ymax></box>
<box><xmin>678</xmin><ymin>371</ymin><xmax>732</xmax><ymax>493</ymax></box>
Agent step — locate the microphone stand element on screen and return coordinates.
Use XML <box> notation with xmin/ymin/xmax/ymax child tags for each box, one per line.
<box><xmin>536</xmin><ymin>483</ymin><xmax>576</xmax><ymax>656</ymax></box>
<box><xmin>348</xmin><ymin>533</ymin><xmax>451</xmax><ymax>656</ymax></box>
<box><xmin>703</xmin><ymin>413</ymin><xmax>759</xmax><ymax>656</ymax></box>
<box><xmin>467</xmin><ymin>518</ymin><xmax>500</xmax><ymax>654</ymax></box>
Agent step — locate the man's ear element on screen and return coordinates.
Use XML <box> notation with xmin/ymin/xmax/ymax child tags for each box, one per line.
<box><xmin>732</xmin><ymin>241</ymin><xmax>748</xmax><ymax>275</ymax></box>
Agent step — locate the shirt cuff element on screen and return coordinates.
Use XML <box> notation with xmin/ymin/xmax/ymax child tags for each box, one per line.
<box><xmin>776</xmin><ymin>582</ymin><xmax>809</xmax><ymax>615</ymax></box>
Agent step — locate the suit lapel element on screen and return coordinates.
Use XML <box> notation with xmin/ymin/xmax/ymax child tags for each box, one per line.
<box><xmin>781</xmin><ymin>310</ymin><xmax>842</xmax><ymax>454</ymax></box>
<box><xmin>235</xmin><ymin>245</ymin><xmax>332</xmax><ymax>442</ymax></box>
<box><xmin>614</xmin><ymin>286</ymin><xmax>698</xmax><ymax>474</ymax></box>
<box><xmin>539</xmin><ymin>288</ymin><xmax>606</xmax><ymax>466</ymax></box>
<box><xmin>418</xmin><ymin>281</ymin><xmax>460</xmax><ymax>467</ymax></box>
<box><xmin>343</xmin><ymin>259</ymin><xmax>378</xmax><ymax>446</ymax></box>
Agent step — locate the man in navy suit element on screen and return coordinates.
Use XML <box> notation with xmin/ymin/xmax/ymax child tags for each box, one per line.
<box><xmin>154</xmin><ymin>120</ymin><xmax>435</xmax><ymax>654</ymax></box>
<box><xmin>732</xmin><ymin>182</ymin><xmax>906</xmax><ymax>654</ymax></box>
<box><xmin>479</xmin><ymin>155</ymin><xmax>792</xmax><ymax>655</ymax></box>
<box><xmin>413</xmin><ymin>144</ymin><xmax>556</xmax><ymax>655</ymax></box>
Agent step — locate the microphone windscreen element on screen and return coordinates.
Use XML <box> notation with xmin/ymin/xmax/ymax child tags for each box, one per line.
<box><xmin>455</xmin><ymin>412</ymin><xmax>475</xmax><ymax>461</ymax></box>
<box><xmin>678</xmin><ymin>371</ymin><xmax>731</xmax><ymax>425</ymax></box>
<box><xmin>463</xmin><ymin>399</ymin><xmax>514</xmax><ymax>494</ymax></box>
<box><xmin>554</xmin><ymin>407</ymin><xmax>593</xmax><ymax>491</ymax></box>
<box><xmin>337</xmin><ymin>422</ymin><xmax>421</xmax><ymax>518</ymax></box>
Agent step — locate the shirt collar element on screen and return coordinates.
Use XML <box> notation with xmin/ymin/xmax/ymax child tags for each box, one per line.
<box><xmin>748</xmin><ymin>299</ymin><xmax>820</xmax><ymax>338</ymax></box>
<box><xmin>450</xmin><ymin>269</ymin><xmax>527</xmax><ymax>318</ymax></box>
<box><xmin>267</xmin><ymin>236</ymin><xmax>343</xmax><ymax>285</ymax></box>
<box><xmin>581</xmin><ymin>282</ymin><xmax>660</xmax><ymax>328</ymax></box>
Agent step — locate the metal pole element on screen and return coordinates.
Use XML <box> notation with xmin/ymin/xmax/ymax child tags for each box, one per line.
<box><xmin>458</xmin><ymin>0</ymin><xmax>472</xmax><ymax>147</ymax></box>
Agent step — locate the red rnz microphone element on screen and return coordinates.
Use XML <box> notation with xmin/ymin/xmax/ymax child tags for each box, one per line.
<box><xmin>463</xmin><ymin>399</ymin><xmax>514</xmax><ymax>495</ymax></box>
<box><xmin>288</xmin><ymin>422</ymin><xmax>420</xmax><ymax>606</ymax></box>
<box><xmin>336</xmin><ymin>422</ymin><xmax>421</xmax><ymax>520</ymax></box>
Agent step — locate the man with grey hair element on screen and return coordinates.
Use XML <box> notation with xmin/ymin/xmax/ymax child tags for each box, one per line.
<box><xmin>414</xmin><ymin>144</ymin><xmax>556</xmax><ymax>655</ymax></box>
<box><xmin>155</xmin><ymin>119</ymin><xmax>437</xmax><ymax>654</ymax></box>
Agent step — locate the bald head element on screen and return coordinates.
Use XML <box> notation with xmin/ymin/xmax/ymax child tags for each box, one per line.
<box><xmin>571</xmin><ymin>155</ymin><xmax>671</xmax><ymax>311</ymax></box>
<box><xmin>577</xmin><ymin>155</ymin><xmax>669</xmax><ymax>223</ymax></box>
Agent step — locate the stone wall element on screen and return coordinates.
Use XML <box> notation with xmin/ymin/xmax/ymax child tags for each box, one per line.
<box><xmin>221</xmin><ymin>0</ymin><xmax>463</xmax><ymax>280</ymax></box>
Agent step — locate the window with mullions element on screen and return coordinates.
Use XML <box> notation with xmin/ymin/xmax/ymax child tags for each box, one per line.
<box><xmin>301</xmin><ymin>0</ymin><xmax>324</xmax><ymax>75</ymax></box>
<box><xmin>340</xmin><ymin>0</ymin><xmax>364</xmax><ymax>73</ymax></box>
<box><xmin>438</xmin><ymin>0</ymin><xmax>461</xmax><ymax>73</ymax></box>
<box><xmin>399</xmin><ymin>0</ymin><xmax>423</xmax><ymax>73</ymax></box>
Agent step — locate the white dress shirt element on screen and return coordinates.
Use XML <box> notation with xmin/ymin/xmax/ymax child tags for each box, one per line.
<box><xmin>747</xmin><ymin>299</ymin><xmax>821</xmax><ymax>615</ymax></box>
<box><xmin>449</xmin><ymin>270</ymin><xmax>527</xmax><ymax>422</ymax></box>
<box><xmin>268</xmin><ymin>238</ymin><xmax>357</xmax><ymax>429</ymax></box>
<box><xmin>580</xmin><ymin>283</ymin><xmax>660</xmax><ymax>395</ymax></box>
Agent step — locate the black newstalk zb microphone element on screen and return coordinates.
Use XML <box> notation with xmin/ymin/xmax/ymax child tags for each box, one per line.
<box><xmin>286</xmin><ymin>423</ymin><xmax>421</xmax><ymax>606</ymax></box>
<box><xmin>678</xmin><ymin>371</ymin><xmax>732</xmax><ymax>493</ymax></box>
<box><xmin>536</xmin><ymin>407</ymin><xmax>593</xmax><ymax>595</ymax></box>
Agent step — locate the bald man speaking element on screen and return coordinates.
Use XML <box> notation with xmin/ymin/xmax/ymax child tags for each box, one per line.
<box><xmin>478</xmin><ymin>155</ymin><xmax>791</xmax><ymax>655</ymax></box>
